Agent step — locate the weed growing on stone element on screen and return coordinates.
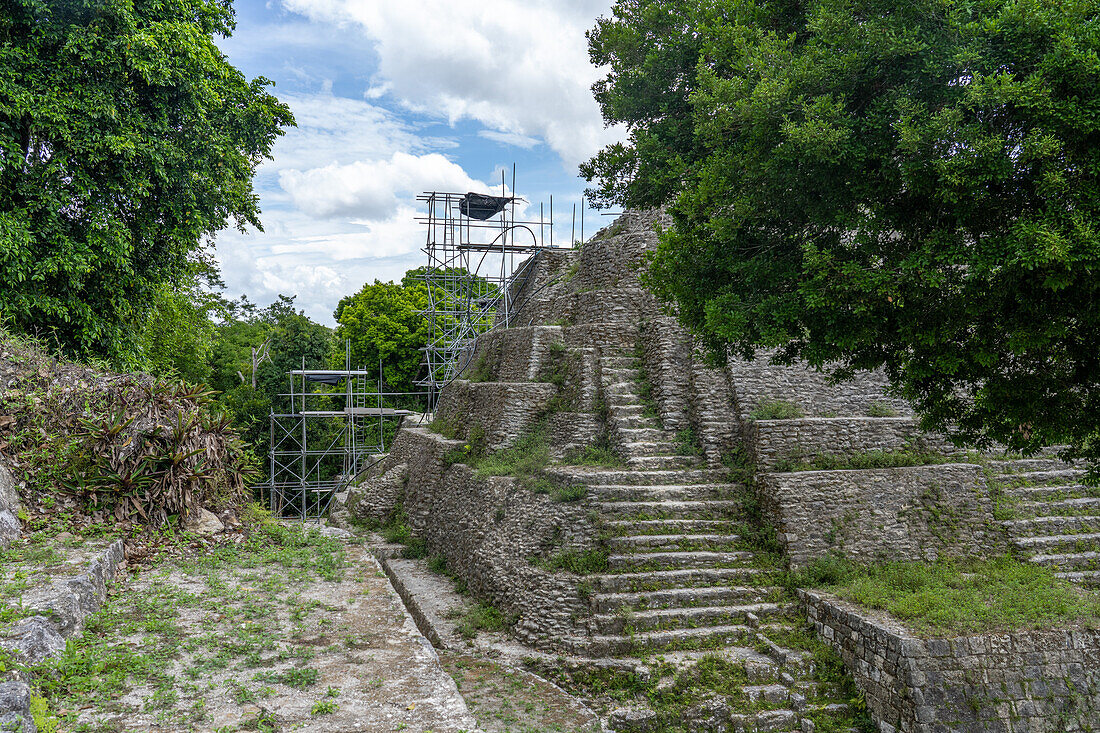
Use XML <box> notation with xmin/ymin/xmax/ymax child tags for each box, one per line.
<box><xmin>866</xmin><ymin>401</ymin><xmax>901</xmax><ymax>417</ymax></box>
<box><xmin>533</xmin><ymin>548</ymin><xmax>609</xmax><ymax>574</ymax></box>
<box><xmin>748</xmin><ymin>399</ymin><xmax>804</xmax><ymax>420</ymax></box>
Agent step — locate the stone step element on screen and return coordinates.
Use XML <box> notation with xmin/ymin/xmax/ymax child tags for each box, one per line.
<box><xmin>995</xmin><ymin>469</ymin><xmax>1083</xmax><ymax>487</ymax></box>
<box><xmin>614</xmin><ymin>427</ymin><xmax>671</xmax><ymax>443</ymax></box>
<box><xmin>606</xmin><ymin>550</ymin><xmax>754</xmax><ymax>573</ymax></box>
<box><xmin>1006</xmin><ymin>484</ymin><xmax>1095</xmax><ymax>501</ymax></box>
<box><xmin>607</xmin><ymin>534</ymin><xmax>741</xmax><ymax>553</ymax></box>
<box><xmin>1012</xmin><ymin>532</ymin><xmax>1100</xmax><ymax>553</ymax></box>
<box><xmin>618</xmin><ymin>440</ymin><xmax>680</xmax><ymax>456</ymax></box>
<box><xmin>607</xmin><ymin>519</ymin><xmax>741</xmax><ymax>536</ymax></box>
<box><xmin>591</xmin><ymin>603</ymin><xmax>783</xmax><ymax>635</ymax></box>
<box><xmin>607</xmin><ymin>403</ymin><xmax>647</xmax><ymax>417</ymax></box>
<box><xmin>590</xmin><ymin>484</ymin><xmax>739</xmax><ymax>502</ymax></box>
<box><xmin>591</xmin><ymin>567</ymin><xmax>765</xmax><ymax>593</ymax></box>
<box><xmin>626</xmin><ymin>455</ymin><xmax>701</xmax><ymax>470</ymax></box>
<box><xmin>1016</xmin><ymin>497</ymin><xmax>1100</xmax><ymax>517</ymax></box>
<box><xmin>1055</xmin><ymin>570</ymin><xmax>1100</xmax><ymax>587</ymax></box>
<box><xmin>1001</xmin><ymin>515</ymin><xmax>1100</xmax><ymax>538</ymax></box>
<box><xmin>600</xmin><ymin>356</ymin><xmax>634</xmax><ymax>369</ymax></box>
<box><xmin>610</xmin><ymin>416</ymin><xmax>665</xmax><ymax>431</ymax></box>
<box><xmin>546</xmin><ymin>467</ymin><xmax>729</xmax><ymax>486</ymax></box>
<box><xmin>600</xmin><ymin>367</ymin><xmax>638</xmax><ymax>380</ymax></box>
<box><xmin>575</xmin><ymin>623</ymin><xmax>755</xmax><ymax>656</ymax></box>
<box><xmin>597</xmin><ymin>500</ymin><xmax>742</xmax><ymax>520</ymax></box>
<box><xmin>1028</xmin><ymin>550</ymin><xmax>1100</xmax><ymax>571</ymax></box>
<box><xmin>591</xmin><ymin>585</ymin><xmax>775</xmax><ymax>614</ymax></box>
<box><xmin>987</xmin><ymin>457</ymin><xmax>1082</xmax><ymax>474</ymax></box>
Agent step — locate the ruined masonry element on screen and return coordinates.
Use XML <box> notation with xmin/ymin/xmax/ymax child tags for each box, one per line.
<box><xmin>338</xmin><ymin>210</ymin><xmax>1100</xmax><ymax>732</ymax></box>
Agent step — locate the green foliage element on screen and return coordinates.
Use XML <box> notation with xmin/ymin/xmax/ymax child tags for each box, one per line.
<box><xmin>792</xmin><ymin>555</ymin><xmax>1100</xmax><ymax>635</ymax></box>
<box><xmin>748</xmin><ymin>400</ymin><xmax>804</xmax><ymax>421</ymax></box>
<box><xmin>454</xmin><ymin>602</ymin><xmax>506</xmax><ymax>639</ymax></box>
<box><xmin>137</xmin><ymin>265</ymin><xmax>228</xmax><ymax>384</ymax></box>
<box><xmin>333</xmin><ymin>274</ymin><xmax>433</xmax><ymax>400</ymax></box>
<box><xmin>535</xmin><ymin>548</ymin><xmax>609</xmax><ymax>575</ymax></box>
<box><xmin>866</xmin><ymin>401</ymin><xmax>901</xmax><ymax>418</ymax></box>
<box><xmin>673</xmin><ymin>428</ymin><xmax>702</xmax><ymax>457</ymax></box>
<box><xmin>587</xmin><ymin>0</ymin><xmax>1100</xmax><ymax>475</ymax></box>
<box><xmin>472</xmin><ymin>424</ymin><xmax>551</xmax><ymax>482</ymax></box>
<box><xmin>567</xmin><ymin>441</ymin><xmax>626</xmax><ymax>467</ymax></box>
<box><xmin>0</xmin><ymin>0</ymin><xmax>293</xmax><ymax>363</ymax></box>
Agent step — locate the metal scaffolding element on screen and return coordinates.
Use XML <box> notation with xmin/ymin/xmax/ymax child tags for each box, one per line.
<box><xmin>415</xmin><ymin>174</ymin><xmax>554</xmax><ymax>398</ymax></box>
<box><xmin>266</xmin><ymin>353</ymin><xmax>422</xmax><ymax>519</ymax></box>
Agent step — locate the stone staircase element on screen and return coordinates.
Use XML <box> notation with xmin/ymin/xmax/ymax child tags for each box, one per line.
<box><xmin>599</xmin><ymin>350</ymin><xmax>697</xmax><ymax>470</ymax></box>
<box><xmin>544</xmin><ymin>342</ymin><xmax>864</xmax><ymax>731</ymax></box>
<box><xmin>989</xmin><ymin>457</ymin><xmax>1100</xmax><ymax>586</ymax></box>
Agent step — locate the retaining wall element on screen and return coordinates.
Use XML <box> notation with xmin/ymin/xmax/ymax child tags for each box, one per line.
<box><xmin>345</xmin><ymin>428</ymin><xmax>596</xmax><ymax>649</ymax></box>
<box><xmin>761</xmin><ymin>464</ymin><xmax>1005</xmax><ymax>567</ymax></box>
<box><xmin>801</xmin><ymin>591</ymin><xmax>1100</xmax><ymax>732</ymax></box>
<box><xmin>747</xmin><ymin>417</ymin><xmax>957</xmax><ymax>470</ymax></box>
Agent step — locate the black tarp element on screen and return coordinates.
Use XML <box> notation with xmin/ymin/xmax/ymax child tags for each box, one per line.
<box><xmin>460</xmin><ymin>192</ymin><xmax>513</xmax><ymax>220</ymax></box>
<box><xmin>305</xmin><ymin>374</ymin><xmax>344</xmax><ymax>386</ymax></box>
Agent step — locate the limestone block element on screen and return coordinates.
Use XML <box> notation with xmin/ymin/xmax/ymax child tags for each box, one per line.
<box><xmin>184</xmin><ymin>507</ymin><xmax>223</xmax><ymax>535</ymax></box>
<box><xmin>0</xmin><ymin>510</ymin><xmax>18</xmax><ymax>552</ymax></box>
<box><xmin>0</xmin><ymin>681</ymin><xmax>35</xmax><ymax>733</ymax></box>
<box><xmin>1</xmin><ymin>616</ymin><xmax>65</xmax><ymax>665</ymax></box>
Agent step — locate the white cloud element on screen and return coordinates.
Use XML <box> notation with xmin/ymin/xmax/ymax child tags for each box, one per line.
<box><xmin>278</xmin><ymin>151</ymin><xmax>491</xmax><ymax>219</ymax></box>
<box><xmin>478</xmin><ymin>129</ymin><xmax>541</xmax><ymax>149</ymax></box>
<box><xmin>277</xmin><ymin>0</ymin><xmax>624</xmax><ymax>167</ymax></box>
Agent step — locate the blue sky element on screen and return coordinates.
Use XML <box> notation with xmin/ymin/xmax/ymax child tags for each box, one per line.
<box><xmin>214</xmin><ymin>0</ymin><xmax>620</xmax><ymax>324</ymax></box>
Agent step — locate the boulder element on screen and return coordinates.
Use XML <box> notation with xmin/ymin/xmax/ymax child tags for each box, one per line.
<box><xmin>184</xmin><ymin>508</ymin><xmax>224</xmax><ymax>536</ymax></box>
<box><xmin>0</xmin><ymin>681</ymin><xmax>35</xmax><ymax>733</ymax></box>
<box><xmin>0</xmin><ymin>465</ymin><xmax>21</xmax><ymax>514</ymax></box>
<box><xmin>1</xmin><ymin>617</ymin><xmax>64</xmax><ymax>665</ymax></box>
<box><xmin>0</xmin><ymin>511</ymin><xmax>18</xmax><ymax>552</ymax></box>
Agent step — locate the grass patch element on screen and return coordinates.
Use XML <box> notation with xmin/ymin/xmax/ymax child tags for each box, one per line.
<box><xmin>473</xmin><ymin>423</ymin><xmax>551</xmax><ymax>481</ymax></box>
<box><xmin>773</xmin><ymin>448</ymin><xmax>952</xmax><ymax>472</ymax></box>
<box><xmin>534</xmin><ymin>548</ymin><xmax>609</xmax><ymax>575</ymax></box>
<box><xmin>866</xmin><ymin>401</ymin><xmax>900</xmax><ymax>418</ymax></box>
<box><xmin>446</xmin><ymin>601</ymin><xmax>506</xmax><ymax>639</ymax></box>
<box><xmin>630</xmin><ymin>341</ymin><xmax>663</xmax><ymax>426</ymax></box>
<box><xmin>748</xmin><ymin>399</ymin><xmax>804</xmax><ymax>420</ymax></box>
<box><xmin>566</xmin><ymin>438</ymin><xmax>626</xmax><ymax>468</ymax></box>
<box><xmin>791</xmin><ymin>554</ymin><xmax>1100</xmax><ymax>636</ymax></box>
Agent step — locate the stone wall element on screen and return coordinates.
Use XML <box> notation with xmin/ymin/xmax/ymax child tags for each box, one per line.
<box><xmin>801</xmin><ymin>591</ymin><xmax>1100</xmax><ymax>733</ymax></box>
<box><xmin>747</xmin><ymin>417</ymin><xmax>958</xmax><ymax>470</ymax></box>
<box><xmin>459</xmin><ymin>325</ymin><xmax>564</xmax><ymax>382</ymax></box>
<box><xmin>345</xmin><ymin>428</ymin><xmax>597</xmax><ymax>649</ymax></box>
<box><xmin>761</xmin><ymin>464</ymin><xmax>1006</xmax><ymax>567</ymax></box>
<box><xmin>728</xmin><ymin>352</ymin><xmax>911</xmax><ymax>419</ymax></box>
<box><xmin>434</xmin><ymin>381</ymin><xmax>557</xmax><ymax>450</ymax></box>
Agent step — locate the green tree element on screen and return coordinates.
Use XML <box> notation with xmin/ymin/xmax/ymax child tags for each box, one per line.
<box><xmin>334</xmin><ymin>277</ymin><xmax>432</xmax><ymax>398</ymax></box>
<box><xmin>0</xmin><ymin>0</ymin><xmax>293</xmax><ymax>364</ymax></box>
<box><xmin>586</xmin><ymin>0</ymin><xmax>1100</xmax><ymax>470</ymax></box>
<box><xmin>138</xmin><ymin>260</ymin><xmax>230</xmax><ymax>384</ymax></box>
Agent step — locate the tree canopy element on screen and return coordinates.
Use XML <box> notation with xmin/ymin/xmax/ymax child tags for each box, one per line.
<box><xmin>585</xmin><ymin>0</ymin><xmax>1100</xmax><ymax>468</ymax></box>
<box><xmin>0</xmin><ymin>0</ymin><xmax>293</xmax><ymax>364</ymax></box>
<box><xmin>334</xmin><ymin>276</ymin><xmax>432</xmax><ymax>398</ymax></box>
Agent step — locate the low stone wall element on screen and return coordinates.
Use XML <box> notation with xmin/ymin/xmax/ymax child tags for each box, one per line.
<box><xmin>800</xmin><ymin>591</ymin><xmax>1100</xmax><ymax>732</ymax></box>
<box><xmin>746</xmin><ymin>417</ymin><xmax>957</xmax><ymax>470</ymax></box>
<box><xmin>760</xmin><ymin>464</ymin><xmax>1005</xmax><ymax>567</ymax></box>
<box><xmin>727</xmin><ymin>352</ymin><xmax>911</xmax><ymax>418</ymax></box>
<box><xmin>435</xmin><ymin>381</ymin><xmax>556</xmax><ymax>450</ymax></box>
<box><xmin>345</xmin><ymin>428</ymin><xmax>597</xmax><ymax>650</ymax></box>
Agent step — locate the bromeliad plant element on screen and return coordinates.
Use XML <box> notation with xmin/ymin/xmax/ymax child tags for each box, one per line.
<box><xmin>63</xmin><ymin>379</ymin><xmax>257</xmax><ymax>525</ymax></box>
